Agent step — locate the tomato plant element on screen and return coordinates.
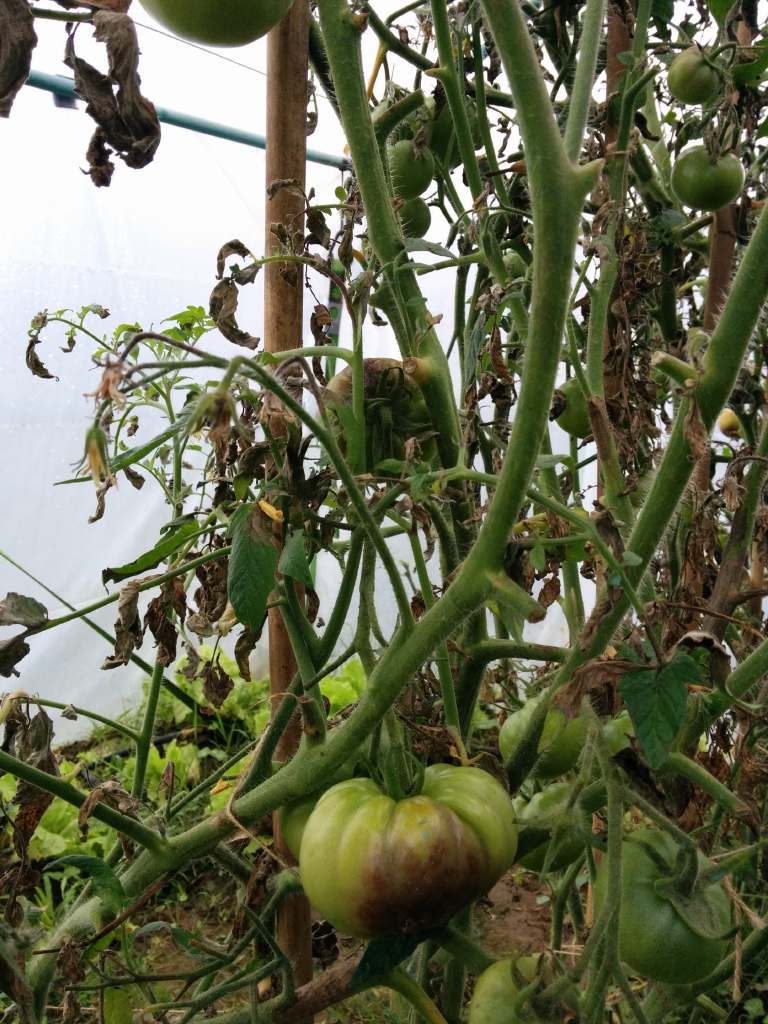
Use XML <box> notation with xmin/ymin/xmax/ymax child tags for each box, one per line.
<box><xmin>139</xmin><ymin>0</ymin><xmax>295</xmax><ymax>46</ymax></box>
<box><xmin>3</xmin><ymin>0</ymin><xmax>768</xmax><ymax>1018</ymax></box>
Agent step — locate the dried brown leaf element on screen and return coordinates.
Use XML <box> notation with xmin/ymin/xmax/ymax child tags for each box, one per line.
<box><xmin>203</xmin><ymin>659</ymin><xmax>234</xmax><ymax>708</ymax></box>
<box><xmin>0</xmin><ymin>0</ymin><xmax>37</xmax><ymax>118</ymax></box>
<box><xmin>64</xmin><ymin>13</ymin><xmax>160</xmax><ymax>187</ymax></box>
<box><xmin>101</xmin><ymin>579</ymin><xmax>143</xmax><ymax>669</ymax></box>
<box><xmin>209</xmin><ymin>279</ymin><xmax>259</xmax><ymax>349</ymax></box>
<box><xmin>2</xmin><ymin>705</ymin><xmax>59</xmax><ymax>859</ymax></box>
<box><xmin>144</xmin><ymin>577</ymin><xmax>186</xmax><ymax>667</ymax></box>
<box><xmin>0</xmin><ymin>634</ymin><xmax>30</xmax><ymax>678</ymax></box>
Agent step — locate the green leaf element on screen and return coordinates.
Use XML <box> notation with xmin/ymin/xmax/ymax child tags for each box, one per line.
<box><xmin>48</xmin><ymin>855</ymin><xmax>125</xmax><ymax>914</ymax></box>
<box><xmin>535</xmin><ymin>453</ymin><xmax>573</xmax><ymax>470</ymax></box>
<box><xmin>227</xmin><ymin>504</ymin><xmax>278</xmax><ymax>631</ymax></box>
<box><xmin>351</xmin><ymin>934</ymin><xmax>424</xmax><ymax>986</ymax></box>
<box><xmin>0</xmin><ymin>593</ymin><xmax>48</xmax><ymax>629</ymax></box>
<box><xmin>621</xmin><ymin>550</ymin><xmax>642</xmax><ymax>567</ymax></box>
<box><xmin>619</xmin><ymin>654</ymin><xmax>701</xmax><ymax>769</ymax></box>
<box><xmin>707</xmin><ymin>0</ymin><xmax>736</xmax><ymax>24</ymax></box>
<box><xmin>402</xmin><ymin>238</ymin><xmax>453</xmax><ymax>259</ymax></box>
<box><xmin>530</xmin><ymin>544</ymin><xmax>546</xmax><ymax>572</ymax></box>
<box><xmin>278</xmin><ymin>531</ymin><xmax>314</xmax><ymax>588</ymax></box>
<box><xmin>732</xmin><ymin>41</ymin><xmax>768</xmax><ymax>86</ymax></box>
<box><xmin>103</xmin><ymin>988</ymin><xmax>134</xmax><ymax>1024</ymax></box>
<box><xmin>102</xmin><ymin>520</ymin><xmax>198</xmax><ymax>584</ymax></box>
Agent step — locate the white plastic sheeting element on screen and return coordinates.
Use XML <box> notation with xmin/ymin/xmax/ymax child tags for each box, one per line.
<box><xmin>1</xmin><ymin>6</ymin><xmax>575</xmax><ymax>740</ymax></box>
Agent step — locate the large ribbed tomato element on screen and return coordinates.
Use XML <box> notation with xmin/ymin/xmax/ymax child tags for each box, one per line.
<box><xmin>298</xmin><ymin>765</ymin><xmax>518</xmax><ymax>937</ymax></box>
<box><xmin>594</xmin><ymin>829</ymin><xmax>732</xmax><ymax>984</ymax></box>
<box><xmin>499</xmin><ymin>697</ymin><xmax>587</xmax><ymax>780</ymax></box>
<box><xmin>138</xmin><ymin>0</ymin><xmax>294</xmax><ymax>47</ymax></box>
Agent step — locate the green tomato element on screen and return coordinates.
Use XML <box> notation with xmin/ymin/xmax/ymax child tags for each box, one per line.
<box><xmin>298</xmin><ymin>765</ymin><xmax>518</xmax><ymax>937</ymax></box>
<box><xmin>429</xmin><ymin>99</ymin><xmax>482</xmax><ymax>170</ymax></box>
<box><xmin>594</xmin><ymin>829</ymin><xmax>732</xmax><ymax>984</ymax></box>
<box><xmin>399</xmin><ymin>197</ymin><xmax>431</xmax><ymax>238</ymax></box>
<box><xmin>139</xmin><ymin>0</ymin><xmax>294</xmax><ymax>46</ymax></box>
<box><xmin>667</xmin><ymin>48</ymin><xmax>720</xmax><ymax>105</ymax></box>
<box><xmin>499</xmin><ymin>697</ymin><xmax>588</xmax><ymax>780</ymax></box>
<box><xmin>554</xmin><ymin>377</ymin><xmax>591</xmax><ymax>438</ymax></box>
<box><xmin>603</xmin><ymin>710</ymin><xmax>634</xmax><ymax>755</ymax></box>
<box><xmin>468</xmin><ymin>955</ymin><xmax>579</xmax><ymax>1022</ymax></box>
<box><xmin>671</xmin><ymin>147</ymin><xmax>744</xmax><ymax>212</ymax></box>
<box><xmin>515</xmin><ymin>782</ymin><xmax>586</xmax><ymax>873</ymax></box>
<box><xmin>467</xmin><ymin>956</ymin><xmax>539</xmax><ymax>1023</ymax></box>
<box><xmin>389</xmin><ymin>140</ymin><xmax>435</xmax><ymax>199</ymax></box>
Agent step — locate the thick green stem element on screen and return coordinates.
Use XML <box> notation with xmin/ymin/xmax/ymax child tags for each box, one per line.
<box><xmin>0</xmin><ymin>749</ymin><xmax>167</xmax><ymax>855</ymax></box>
<box><xmin>132</xmin><ymin>659</ymin><xmax>164</xmax><ymax>800</ymax></box>
<box><xmin>563</xmin><ymin>0</ymin><xmax>606</xmax><ymax>161</ymax></box>
<box><xmin>430</xmin><ymin>0</ymin><xmax>484</xmax><ymax>199</ymax></box>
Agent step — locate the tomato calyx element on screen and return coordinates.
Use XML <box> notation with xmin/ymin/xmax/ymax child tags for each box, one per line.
<box><xmin>653</xmin><ymin>876</ymin><xmax>737</xmax><ymax>941</ymax></box>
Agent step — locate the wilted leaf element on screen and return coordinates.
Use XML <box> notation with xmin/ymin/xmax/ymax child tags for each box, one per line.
<box><xmin>101</xmin><ymin>580</ymin><xmax>143</xmax><ymax>669</ymax></box>
<box><xmin>64</xmin><ymin>13</ymin><xmax>160</xmax><ymax>187</ymax></box>
<box><xmin>2</xmin><ymin>705</ymin><xmax>59</xmax><ymax>859</ymax></box>
<box><xmin>0</xmin><ymin>0</ymin><xmax>37</xmax><ymax>118</ymax></box>
<box><xmin>78</xmin><ymin>780</ymin><xmax>139</xmax><ymax>838</ymax></box>
<box><xmin>0</xmin><ymin>593</ymin><xmax>48</xmax><ymax>629</ymax></box>
<box><xmin>489</xmin><ymin>325</ymin><xmax>513</xmax><ymax>383</ymax></box>
<box><xmin>227</xmin><ymin>504</ymin><xmax>278</xmax><ymax>631</ymax></box>
<box><xmin>208</xmin><ymin>279</ymin><xmax>258</xmax><ymax>348</ymax></box>
<box><xmin>0</xmin><ymin>634</ymin><xmax>30</xmax><ymax>678</ymax></box>
<box><xmin>25</xmin><ymin>337</ymin><xmax>58</xmax><ymax>380</ymax></box>
<box><xmin>619</xmin><ymin>654</ymin><xmax>701</xmax><ymax>769</ymax></box>
<box><xmin>234</xmin><ymin>625</ymin><xmax>261</xmax><ymax>680</ymax></box>
<box><xmin>203</xmin><ymin>658</ymin><xmax>234</xmax><ymax>708</ymax></box>
<box><xmin>144</xmin><ymin>577</ymin><xmax>186</xmax><ymax>667</ymax></box>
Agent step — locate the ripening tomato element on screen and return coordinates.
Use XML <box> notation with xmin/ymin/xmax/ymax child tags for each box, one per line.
<box><xmin>298</xmin><ymin>765</ymin><xmax>518</xmax><ymax>937</ymax></box>
<box><xmin>671</xmin><ymin>147</ymin><xmax>744</xmax><ymax>211</ymax></box>
<box><xmin>554</xmin><ymin>377</ymin><xmax>591</xmax><ymax>438</ymax></box>
<box><xmin>389</xmin><ymin>140</ymin><xmax>435</xmax><ymax>200</ymax></box>
<box><xmin>499</xmin><ymin>697</ymin><xmax>588</xmax><ymax>780</ymax></box>
<box><xmin>594</xmin><ymin>829</ymin><xmax>732</xmax><ymax>984</ymax></box>
<box><xmin>718</xmin><ymin>408</ymin><xmax>741</xmax><ymax>438</ymax></box>
<box><xmin>667</xmin><ymin>48</ymin><xmax>721</xmax><ymax>105</ymax></box>
<box><xmin>139</xmin><ymin>0</ymin><xmax>295</xmax><ymax>46</ymax></box>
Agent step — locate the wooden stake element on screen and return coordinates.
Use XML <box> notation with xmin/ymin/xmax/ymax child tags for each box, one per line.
<box><xmin>264</xmin><ymin>0</ymin><xmax>314</xmax><ymax>1007</ymax></box>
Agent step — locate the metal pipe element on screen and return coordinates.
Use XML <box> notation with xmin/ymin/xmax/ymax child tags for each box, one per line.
<box><xmin>25</xmin><ymin>69</ymin><xmax>351</xmax><ymax>170</ymax></box>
